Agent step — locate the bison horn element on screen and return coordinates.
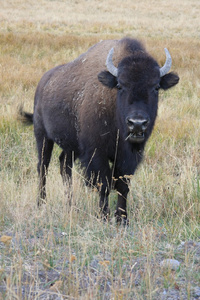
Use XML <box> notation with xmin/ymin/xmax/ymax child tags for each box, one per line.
<box><xmin>106</xmin><ymin>48</ymin><xmax>118</xmax><ymax>77</ymax></box>
<box><xmin>106</xmin><ymin>47</ymin><xmax>172</xmax><ymax>78</ymax></box>
<box><xmin>160</xmin><ymin>48</ymin><xmax>172</xmax><ymax>77</ymax></box>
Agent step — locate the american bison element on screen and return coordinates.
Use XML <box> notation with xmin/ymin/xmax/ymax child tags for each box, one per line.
<box><xmin>21</xmin><ymin>37</ymin><xmax>179</xmax><ymax>223</ymax></box>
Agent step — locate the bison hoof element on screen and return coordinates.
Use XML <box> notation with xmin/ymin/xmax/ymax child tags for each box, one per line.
<box><xmin>37</xmin><ymin>197</ymin><xmax>47</xmax><ymax>207</ymax></box>
<box><xmin>102</xmin><ymin>207</ymin><xmax>110</xmax><ymax>222</ymax></box>
<box><xmin>115</xmin><ymin>208</ymin><xmax>129</xmax><ymax>226</ymax></box>
<box><xmin>96</xmin><ymin>207</ymin><xmax>110</xmax><ymax>222</ymax></box>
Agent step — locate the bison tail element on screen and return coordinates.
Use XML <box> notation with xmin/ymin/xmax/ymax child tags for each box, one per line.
<box><xmin>18</xmin><ymin>105</ymin><xmax>33</xmax><ymax>125</ymax></box>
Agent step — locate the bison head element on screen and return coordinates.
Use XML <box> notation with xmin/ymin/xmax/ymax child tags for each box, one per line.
<box><xmin>98</xmin><ymin>45</ymin><xmax>179</xmax><ymax>144</ymax></box>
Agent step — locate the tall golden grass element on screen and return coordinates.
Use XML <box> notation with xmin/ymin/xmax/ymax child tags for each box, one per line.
<box><xmin>0</xmin><ymin>0</ymin><xmax>199</xmax><ymax>299</ymax></box>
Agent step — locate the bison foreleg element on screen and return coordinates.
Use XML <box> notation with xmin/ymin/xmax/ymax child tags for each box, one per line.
<box><xmin>84</xmin><ymin>151</ymin><xmax>112</xmax><ymax>219</ymax></box>
<box><xmin>99</xmin><ymin>185</ymin><xmax>110</xmax><ymax>218</ymax></box>
<box><xmin>114</xmin><ymin>178</ymin><xmax>129</xmax><ymax>225</ymax></box>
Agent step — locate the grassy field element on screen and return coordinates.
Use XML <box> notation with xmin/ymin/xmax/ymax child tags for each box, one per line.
<box><xmin>0</xmin><ymin>0</ymin><xmax>200</xmax><ymax>299</ymax></box>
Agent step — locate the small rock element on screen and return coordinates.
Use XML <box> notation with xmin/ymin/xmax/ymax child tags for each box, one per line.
<box><xmin>61</xmin><ymin>232</ymin><xmax>67</xmax><ymax>236</ymax></box>
<box><xmin>161</xmin><ymin>288</ymin><xmax>180</xmax><ymax>300</ymax></box>
<box><xmin>192</xmin><ymin>286</ymin><xmax>200</xmax><ymax>298</ymax></box>
<box><xmin>160</xmin><ymin>259</ymin><xmax>180</xmax><ymax>271</ymax></box>
<box><xmin>165</xmin><ymin>243</ymin><xmax>172</xmax><ymax>250</ymax></box>
<box><xmin>90</xmin><ymin>258</ymin><xmax>99</xmax><ymax>270</ymax></box>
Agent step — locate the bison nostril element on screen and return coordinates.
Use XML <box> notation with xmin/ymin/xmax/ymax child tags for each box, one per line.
<box><xmin>126</xmin><ymin>118</ymin><xmax>135</xmax><ymax>127</ymax></box>
<box><xmin>142</xmin><ymin>120</ymin><xmax>149</xmax><ymax>130</ymax></box>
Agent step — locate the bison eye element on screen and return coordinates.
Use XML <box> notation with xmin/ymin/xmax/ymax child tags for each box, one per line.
<box><xmin>116</xmin><ymin>83</ymin><xmax>122</xmax><ymax>90</ymax></box>
<box><xmin>155</xmin><ymin>84</ymin><xmax>160</xmax><ymax>92</ymax></box>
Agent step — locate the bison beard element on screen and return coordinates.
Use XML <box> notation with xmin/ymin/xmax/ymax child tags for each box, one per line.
<box><xmin>20</xmin><ymin>37</ymin><xmax>179</xmax><ymax>224</ymax></box>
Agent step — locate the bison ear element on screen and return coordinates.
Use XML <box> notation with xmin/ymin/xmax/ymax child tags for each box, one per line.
<box><xmin>98</xmin><ymin>71</ymin><xmax>118</xmax><ymax>89</ymax></box>
<box><xmin>160</xmin><ymin>72</ymin><xmax>179</xmax><ymax>90</ymax></box>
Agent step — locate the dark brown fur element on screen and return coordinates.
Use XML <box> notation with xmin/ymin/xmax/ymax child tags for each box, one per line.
<box><xmin>21</xmin><ymin>38</ymin><xmax>179</xmax><ymax>223</ymax></box>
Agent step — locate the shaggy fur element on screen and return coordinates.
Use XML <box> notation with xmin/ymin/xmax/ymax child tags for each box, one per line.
<box><xmin>21</xmin><ymin>37</ymin><xmax>179</xmax><ymax>223</ymax></box>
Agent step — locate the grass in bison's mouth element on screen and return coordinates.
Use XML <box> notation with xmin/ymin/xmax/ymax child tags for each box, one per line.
<box><xmin>125</xmin><ymin>132</ymin><xmax>145</xmax><ymax>141</ymax></box>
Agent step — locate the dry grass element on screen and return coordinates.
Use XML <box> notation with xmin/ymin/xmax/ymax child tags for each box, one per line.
<box><xmin>0</xmin><ymin>0</ymin><xmax>200</xmax><ymax>299</ymax></box>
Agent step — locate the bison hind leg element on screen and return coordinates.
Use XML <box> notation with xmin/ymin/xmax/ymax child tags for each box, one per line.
<box><xmin>59</xmin><ymin>150</ymin><xmax>79</xmax><ymax>205</ymax></box>
<box><xmin>36</xmin><ymin>136</ymin><xmax>54</xmax><ymax>206</ymax></box>
<box><xmin>59</xmin><ymin>151</ymin><xmax>73</xmax><ymax>182</ymax></box>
